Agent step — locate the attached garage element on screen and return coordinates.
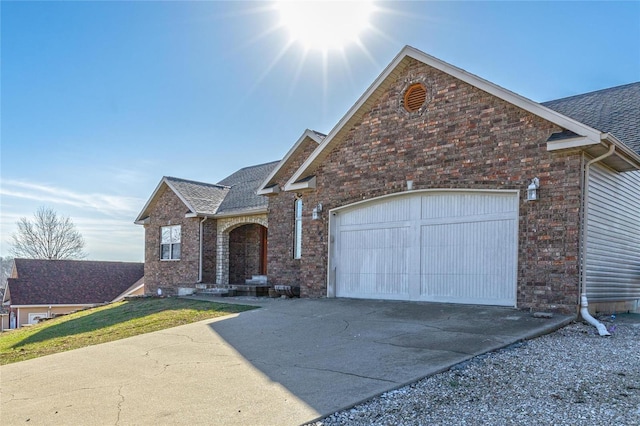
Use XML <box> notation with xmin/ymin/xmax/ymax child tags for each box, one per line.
<box><xmin>328</xmin><ymin>190</ymin><xmax>519</xmax><ymax>306</ymax></box>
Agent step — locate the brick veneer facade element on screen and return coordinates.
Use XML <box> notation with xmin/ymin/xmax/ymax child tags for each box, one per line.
<box><xmin>266</xmin><ymin>138</ymin><xmax>320</xmax><ymax>287</ymax></box>
<box><xmin>270</xmin><ymin>58</ymin><xmax>584</xmax><ymax>312</ymax></box>
<box><xmin>143</xmin><ymin>186</ymin><xmax>217</xmax><ymax>295</ymax></box>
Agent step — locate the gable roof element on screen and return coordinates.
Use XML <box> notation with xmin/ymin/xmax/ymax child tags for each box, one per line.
<box><xmin>257</xmin><ymin>129</ymin><xmax>325</xmax><ymax>195</ymax></box>
<box><xmin>5</xmin><ymin>259</ymin><xmax>144</xmax><ymax>306</ymax></box>
<box><xmin>216</xmin><ymin>161</ymin><xmax>280</xmax><ymax>216</ymax></box>
<box><xmin>135</xmin><ymin>161</ymin><xmax>279</xmax><ymax>223</ymax></box>
<box><xmin>543</xmin><ymin>82</ymin><xmax>640</xmax><ymax>155</ymax></box>
<box><xmin>135</xmin><ymin>177</ymin><xmax>229</xmax><ymax>223</ymax></box>
<box><xmin>285</xmin><ymin>46</ymin><xmax>640</xmax><ymax>191</ymax></box>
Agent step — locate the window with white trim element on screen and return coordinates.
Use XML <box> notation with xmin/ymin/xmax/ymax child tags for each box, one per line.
<box><xmin>160</xmin><ymin>225</ymin><xmax>181</xmax><ymax>260</ymax></box>
<box><xmin>294</xmin><ymin>198</ymin><xmax>302</xmax><ymax>259</ymax></box>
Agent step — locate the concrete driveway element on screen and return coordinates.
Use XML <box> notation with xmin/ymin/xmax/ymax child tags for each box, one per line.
<box><xmin>1</xmin><ymin>298</ymin><xmax>573</xmax><ymax>425</ymax></box>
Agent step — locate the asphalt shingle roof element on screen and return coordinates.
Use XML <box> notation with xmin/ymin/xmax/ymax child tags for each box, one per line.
<box><xmin>216</xmin><ymin>161</ymin><xmax>280</xmax><ymax>214</ymax></box>
<box><xmin>7</xmin><ymin>259</ymin><xmax>144</xmax><ymax>305</ymax></box>
<box><xmin>543</xmin><ymin>82</ymin><xmax>640</xmax><ymax>155</ymax></box>
<box><xmin>164</xmin><ymin>177</ymin><xmax>229</xmax><ymax>216</ymax></box>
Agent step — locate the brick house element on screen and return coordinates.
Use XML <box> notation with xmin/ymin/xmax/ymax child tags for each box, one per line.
<box><xmin>139</xmin><ymin>46</ymin><xmax>639</xmax><ymax>314</ymax></box>
<box><xmin>259</xmin><ymin>46</ymin><xmax>640</xmax><ymax>314</ymax></box>
<box><xmin>135</xmin><ymin>162</ymin><xmax>278</xmax><ymax>296</ymax></box>
<box><xmin>3</xmin><ymin>259</ymin><xmax>144</xmax><ymax>329</ymax></box>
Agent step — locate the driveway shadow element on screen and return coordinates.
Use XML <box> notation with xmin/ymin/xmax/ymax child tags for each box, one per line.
<box><xmin>207</xmin><ymin>298</ymin><xmax>573</xmax><ymax>418</ymax></box>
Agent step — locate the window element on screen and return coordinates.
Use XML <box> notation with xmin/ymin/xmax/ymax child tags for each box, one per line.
<box><xmin>161</xmin><ymin>225</ymin><xmax>181</xmax><ymax>260</ymax></box>
<box><xmin>294</xmin><ymin>199</ymin><xmax>302</xmax><ymax>259</ymax></box>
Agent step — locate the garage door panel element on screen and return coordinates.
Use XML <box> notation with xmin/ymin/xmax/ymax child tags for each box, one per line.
<box><xmin>419</xmin><ymin>220</ymin><xmax>516</xmax><ymax>304</ymax></box>
<box><xmin>340</xmin><ymin>197</ymin><xmax>412</xmax><ymax>226</ymax></box>
<box><xmin>336</xmin><ymin>227</ymin><xmax>411</xmax><ymax>298</ymax></box>
<box><xmin>421</xmin><ymin>192</ymin><xmax>518</xmax><ymax>220</ymax></box>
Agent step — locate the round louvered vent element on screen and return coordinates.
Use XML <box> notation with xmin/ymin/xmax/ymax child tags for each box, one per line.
<box><xmin>404</xmin><ymin>83</ymin><xmax>427</xmax><ymax>112</ymax></box>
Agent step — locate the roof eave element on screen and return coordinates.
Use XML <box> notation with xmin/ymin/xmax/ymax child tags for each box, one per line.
<box><xmin>284</xmin><ymin>176</ymin><xmax>316</xmax><ymax>192</ymax></box>
<box><xmin>256</xmin><ymin>185</ymin><xmax>280</xmax><ymax>196</ymax></box>
<box><xmin>212</xmin><ymin>206</ymin><xmax>268</xmax><ymax>219</ymax></box>
<box><xmin>134</xmin><ymin>217</ymin><xmax>150</xmax><ymax>225</ymax></box>
<box><xmin>184</xmin><ymin>212</ymin><xmax>218</xmax><ymax>219</ymax></box>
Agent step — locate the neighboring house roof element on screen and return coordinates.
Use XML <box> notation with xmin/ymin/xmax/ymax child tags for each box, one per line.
<box><xmin>543</xmin><ymin>82</ymin><xmax>640</xmax><ymax>155</ymax></box>
<box><xmin>4</xmin><ymin>259</ymin><xmax>144</xmax><ymax>306</ymax></box>
<box><xmin>257</xmin><ymin>129</ymin><xmax>325</xmax><ymax>195</ymax></box>
<box><xmin>216</xmin><ymin>161</ymin><xmax>280</xmax><ymax>215</ymax></box>
<box><xmin>284</xmin><ymin>46</ymin><xmax>640</xmax><ymax>191</ymax></box>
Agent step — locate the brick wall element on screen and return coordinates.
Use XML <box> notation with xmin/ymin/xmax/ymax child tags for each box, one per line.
<box><xmin>289</xmin><ymin>59</ymin><xmax>583</xmax><ymax>311</ymax></box>
<box><xmin>266</xmin><ymin>138</ymin><xmax>320</xmax><ymax>287</ymax></box>
<box><xmin>143</xmin><ymin>185</ymin><xmax>202</xmax><ymax>295</ymax></box>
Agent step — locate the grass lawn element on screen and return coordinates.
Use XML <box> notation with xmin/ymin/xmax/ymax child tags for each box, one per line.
<box><xmin>0</xmin><ymin>298</ymin><xmax>256</xmax><ymax>365</ymax></box>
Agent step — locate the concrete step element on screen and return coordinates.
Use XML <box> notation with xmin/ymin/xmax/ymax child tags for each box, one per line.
<box><xmin>197</xmin><ymin>287</ymin><xmax>236</xmax><ymax>297</ymax></box>
<box><xmin>245</xmin><ymin>275</ymin><xmax>268</xmax><ymax>285</ymax></box>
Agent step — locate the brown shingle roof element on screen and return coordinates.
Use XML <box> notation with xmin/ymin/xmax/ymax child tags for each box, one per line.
<box><xmin>6</xmin><ymin>259</ymin><xmax>144</xmax><ymax>305</ymax></box>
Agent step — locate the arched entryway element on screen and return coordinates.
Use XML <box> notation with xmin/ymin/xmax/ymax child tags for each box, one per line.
<box><xmin>216</xmin><ymin>214</ymin><xmax>268</xmax><ymax>285</ymax></box>
<box><xmin>228</xmin><ymin>224</ymin><xmax>267</xmax><ymax>284</ymax></box>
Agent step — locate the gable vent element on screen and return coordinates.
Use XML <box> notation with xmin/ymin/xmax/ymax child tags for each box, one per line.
<box><xmin>404</xmin><ymin>83</ymin><xmax>427</xmax><ymax>112</ymax></box>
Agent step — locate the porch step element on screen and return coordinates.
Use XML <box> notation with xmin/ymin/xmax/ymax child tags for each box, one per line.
<box><xmin>245</xmin><ymin>275</ymin><xmax>268</xmax><ymax>285</ymax></box>
<box><xmin>195</xmin><ymin>282</ymin><xmax>271</xmax><ymax>297</ymax></box>
<box><xmin>197</xmin><ymin>287</ymin><xmax>236</xmax><ymax>297</ymax></box>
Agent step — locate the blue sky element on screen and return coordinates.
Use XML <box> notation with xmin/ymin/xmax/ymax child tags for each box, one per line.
<box><xmin>1</xmin><ymin>1</ymin><xmax>639</xmax><ymax>262</ymax></box>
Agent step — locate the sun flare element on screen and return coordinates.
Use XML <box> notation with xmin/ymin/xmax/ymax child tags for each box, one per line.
<box><xmin>275</xmin><ymin>0</ymin><xmax>375</xmax><ymax>52</ymax></box>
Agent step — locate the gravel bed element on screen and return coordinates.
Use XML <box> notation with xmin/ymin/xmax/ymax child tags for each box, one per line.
<box><xmin>309</xmin><ymin>315</ymin><xmax>640</xmax><ymax>426</ymax></box>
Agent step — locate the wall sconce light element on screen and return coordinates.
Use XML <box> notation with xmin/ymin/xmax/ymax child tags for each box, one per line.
<box><xmin>312</xmin><ymin>203</ymin><xmax>322</xmax><ymax>220</ymax></box>
<box><xmin>527</xmin><ymin>177</ymin><xmax>540</xmax><ymax>201</ymax></box>
<box><xmin>407</xmin><ymin>180</ymin><xmax>414</xmax><ymax>191</ymax></box>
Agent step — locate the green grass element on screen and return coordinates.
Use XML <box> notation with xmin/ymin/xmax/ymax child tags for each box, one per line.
<box><xmin>0</xmin><ymin>298</ymin><xmax>256</xmax><ymax>365</ymax></box>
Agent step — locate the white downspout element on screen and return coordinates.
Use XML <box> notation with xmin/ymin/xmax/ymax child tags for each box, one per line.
<box><xmin>198</xmin><ymin>217</ymin><xmax>208</xmax><ymax>283</ymax></box>
<box><xmin>580</xmin><ymin>142</ymin><xmax>615</xmax><ymax>336</ymax></box>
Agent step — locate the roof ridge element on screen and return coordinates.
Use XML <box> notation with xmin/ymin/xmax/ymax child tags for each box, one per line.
<box><xmin>164</xmin><ymin>176</ymin><xmax>230</xmax><ymax>189</ymax></box>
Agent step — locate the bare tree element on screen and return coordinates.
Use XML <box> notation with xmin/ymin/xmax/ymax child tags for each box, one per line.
<box><xmin>0</xmin><ymin>256</ymin><xmax>13</xmax><ymax>290</ymax></box>
<box><xmin>10</xmin><ymin>207</ymin><xmax>87</xmax><ymax>260</ymax></box>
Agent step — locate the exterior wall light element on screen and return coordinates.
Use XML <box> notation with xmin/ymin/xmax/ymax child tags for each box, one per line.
<box><xmin>407</xmin><ymin>180</ymin><xmax>414</xmax><ymax>190</ymax></box>
<box><xmin>527</xmin><ymin>177</ymin><xmax>540</xmax><ymax>201</ymax></box>
<box><xmin>312</xmin><ymin>203</ymin><xmax>322</xmax><ymax>220</ymax></box>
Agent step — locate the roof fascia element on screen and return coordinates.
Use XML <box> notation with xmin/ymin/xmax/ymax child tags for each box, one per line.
<box><xmin>547</xmin><ymin>135</ymin><xmax>591</xmax><ymax>151</ymax></box>
<box><xmin>212</xmin><ymin>206</ymin><xmax>268</xmax><ymax>219</ymax></box>
<box><xmin>185</xmin><ymin>212</ymin><xmax>218</xmax><ymax>218</ymax></box>
<box><xmin>134</xmin><ymin>178</ymin><xmax>167</xmax><ymax>223</ymax></box>
<box><xmin>258</xmin><ymin>186</ymin><xmax>280</xmax><ymax>196</ymax></box>
<box><xmin>285</xmin><ymin>176</ymin><xmax>316</xmax><ymax>192</ymax></box>
<box><xmin>257</xmin><ymin>129</ymin><xmax>323</xmax><ymax>195</ymax></box>
<box><xmin>286</xmin><ymin>45</ymin><xmax>605</xmax><ymax>188</ymax></box>
<box><xmin>602</xmin><ymin>133</ymin><xmax>640</xmax><ymax>169</ymax></box>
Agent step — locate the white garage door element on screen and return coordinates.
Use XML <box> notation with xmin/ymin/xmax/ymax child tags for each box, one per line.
<box><xmin>329</xmin><ymin>190</ymin><xmax>519</xmax><ymax>306</ymax></box>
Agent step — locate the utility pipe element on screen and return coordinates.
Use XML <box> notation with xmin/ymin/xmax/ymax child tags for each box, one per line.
<box><xmin>580</xmin><ymin>143</ymin><xmax>615</xmax><ymax>336</ymax></box>
<box><xmin>198</xmin><ymin>217</ymin><xmax>208</xmax><ymax>283</ymax></box>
